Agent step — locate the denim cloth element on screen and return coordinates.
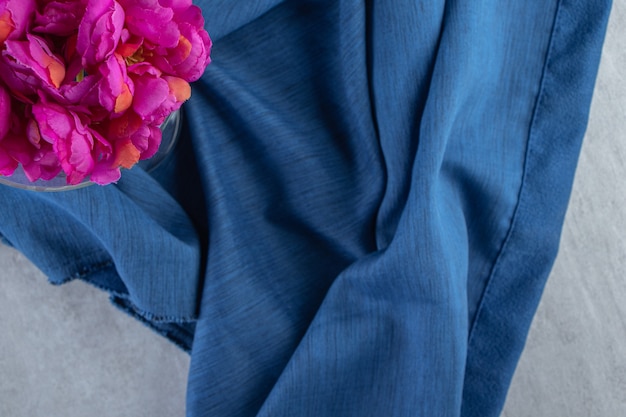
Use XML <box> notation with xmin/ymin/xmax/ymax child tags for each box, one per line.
<box><xmin>0</xmin><ymin>1</ymin><xmax>611</xmax><ymax>416</ymax></box>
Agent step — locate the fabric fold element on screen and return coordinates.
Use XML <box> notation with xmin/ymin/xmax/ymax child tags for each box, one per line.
<box><xmin>0</xmin><ymin>0</ymin><xmax>612</xmax><ymax>416</ymax></box>
<box><xmin>0</xmin><ymin>162</ymin><xmax>203</xmax><ymax>326</ymax></box>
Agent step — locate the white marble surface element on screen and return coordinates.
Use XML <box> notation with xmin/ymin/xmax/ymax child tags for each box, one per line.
<box><xmin>1</xmin><ymin>2</ymin><xmax>625</xmax><ymax>416</ymax></box>
<box><xmin>0</xmin><ymin>250</ymin><xmax>190</xmax><ymax>417</ymax></box>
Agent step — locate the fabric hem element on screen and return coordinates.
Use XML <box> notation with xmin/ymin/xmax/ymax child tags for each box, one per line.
<box><xmin>461</xmin><ymin>0</ymin><xmax>612</xmax><ymax>415</ymax></box>
<box><xmin>52</xmin><ymin>260</ymin><xmax>195</xmax><ymax>352</ymax></box>
<box><xmin>466</xmin><ymin>0</ymin><xmax>563</xmax><ymax>343</ymax></box>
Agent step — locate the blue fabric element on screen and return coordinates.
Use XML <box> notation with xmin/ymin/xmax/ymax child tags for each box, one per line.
<box><xmin>0</xmin><ymin>0</ymin><xmax>611</xmax><ymax>416</ymax></box>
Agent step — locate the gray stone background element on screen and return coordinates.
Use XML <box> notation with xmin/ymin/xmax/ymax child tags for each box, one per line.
<box><xmin>0</xmin><ymin>2</ymin><xmax>624</xmax><ymax>416</ymax></box>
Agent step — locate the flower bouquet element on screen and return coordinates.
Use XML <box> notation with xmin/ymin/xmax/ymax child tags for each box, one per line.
<box><xmin>0</xmin><ymin>0</ymin><xmax>211</xmax><ymax>188</ymax></box>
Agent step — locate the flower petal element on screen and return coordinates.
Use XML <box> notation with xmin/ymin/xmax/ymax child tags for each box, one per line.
<box><xmin>0</xmin><ymin>85</ymin><xmax>10</xmax><ymax>139</ymax></box>
<box><xmin>149</xmin><ymin>5</ymin><xmax>212</xmax><ymax>81</ymax></box>
<box><xmin>118</xmin><ymin>0</ymin><xmax>179</xmax><ymax>48</ymax></box>
<box><xmin>32</xmin><ymin>101</ymin><xmax>95</xmax><ymax>185</ymax></box>
<box><xmin>97</xmin><ymin>53</ymin><xmax>134</xmax><ymax>114</ymax></box>
<box><xmin>33</xmin><ymin>0</ymin><xmax>86</xmax><ymax>36</ymax></box>
<box><xmin>0</xmin><ymin>0</ymin><xmax>36</xmax><ymax>42</ymax></box>
<box><xmin>76</xmin><ymin>0</ymin><xmax>125</xmax><ymax>66</ymax></box>
<box><xmin>3</xmin><ymin>34</ymin><xmax>66</xmax><ymax>91</ymax></box>
<box><xmin>113</xmin><ymin>137</ymin><xmax>140</xmax><ymax>169</ymax></box>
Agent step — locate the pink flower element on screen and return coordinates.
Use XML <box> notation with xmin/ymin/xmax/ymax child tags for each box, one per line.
<box><xmin>57</xmin><ymin>72</ymin><xmax>101</xmax><ymax>113</ymax></box>
<box><xmin>150</xmin><ymin>4</ymin><xmax>211</xmax><ymax>82</ymax></box>
<box><xmin>118</xmin><ymin>0</ymin><xmax>211</xmax><ymax>81</ymax></box>
<box><xmin>0</xmin><ymin>90</ymin><xmax>18</xmax><ymax>174</ymax></box>
<box><xmin>0</xmin><ymin>132</ymin><xmax>22</xmax><ymax>177</ymax></box>
<box><xmin>0</xmin><ymin>108</ymin><xmax>62</xmax><ymax>180</ymax></box>
<box><xmin>32</xmin><ymin>100</ymin><xmax>95</xmax><ymax>184</ymax></box>
<box><xmin>115</xmin><ymin>27</ymin><xmax>142</xmax><ymax>58</ymax></box>
<box><xmin>0</xmin><ymin>146</ymin><xmax>17</xmax><ymax>176</ymax></box>
<box><xmin>0</xmin><ymin>0</ymin><xmax>35</xmax><ymax>43</ymax></box>
<box><xmin>89</xmin><ymin>128</ymin><xmax>123</xmax><ymax>185</ymax></box>
<box><xmin>13</xmin><ymin>138</ymin><xmax>62</xmax><ymax>182</ymax></box>
<box><xmin>58</xmin><ymin>54</ymin><xmax>133</xmax><ymax>119</ymax></box>
<box><xmin>128</xmin><ymin>62</ymin><xmax>189</xmax><ymax>124</ymax></box>
<box><xmin>0</xmin><ymin>104</ymin><xmax>28</xmax><ymax>177</ymax></box>
<box><xmin>33</xmin><ymin>0</ymin><xmax>86</xmax><ymax>36</ymax></box>
<box><xmin>117</xmin><ymin>0</ymin><xmax>179</xmax><ymax>48</ymax></box>
<box><xmin>21</xmin><ymin>116</ymin><xmax>62</xmax><ymax>180</ymax></box>
<box><xmin>22</xmin><ymin>147</ymin><xmax>62</xmax><ymax>180</ymax></box>
<box><xmin>0</xmin><ymin>84</ymin><xmax>10</xmax><ymax>140</ymax></box>
<box><xmin>107</xmin><ymin>108</ymin><xmax>160</xmax><ymax>161</ymax></box>
<box><xmin>112</xmin><ymin>137</ymin><xmax>140</xmax><ymax>167</ymax></box>
<box><xmin>0</xmin><ymin>0</ymin><xmax>211</xmax><ymax>186</ymax></box>
<box><xmin>76</xmin><ymin>0</ymin><xmax>124</xmax><ymax>67</ymax></box>
<box><xmin>96</xmin><ymin>53</ymin><xmax>134</xmax><ymax>114</ymax></box>
<box><xmin>128</xmin><ymin>121</ymin><xmax>161</xmax><ymax>160</ymax></box>
<box><xmin>1</xmin><ymin>34</ymin><xmax>66</xmax><ymax>95</ymax></box>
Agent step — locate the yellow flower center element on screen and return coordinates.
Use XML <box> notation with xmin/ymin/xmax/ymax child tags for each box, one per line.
<box><xmin>125</xmin><ymin>46</ymin><xmax>153</xmax><ymax>66</ymax></box>
<box><xmin>75</xmin><ymin>68</ymin><xmax>87</xmax><ymax>82</ymax></box>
